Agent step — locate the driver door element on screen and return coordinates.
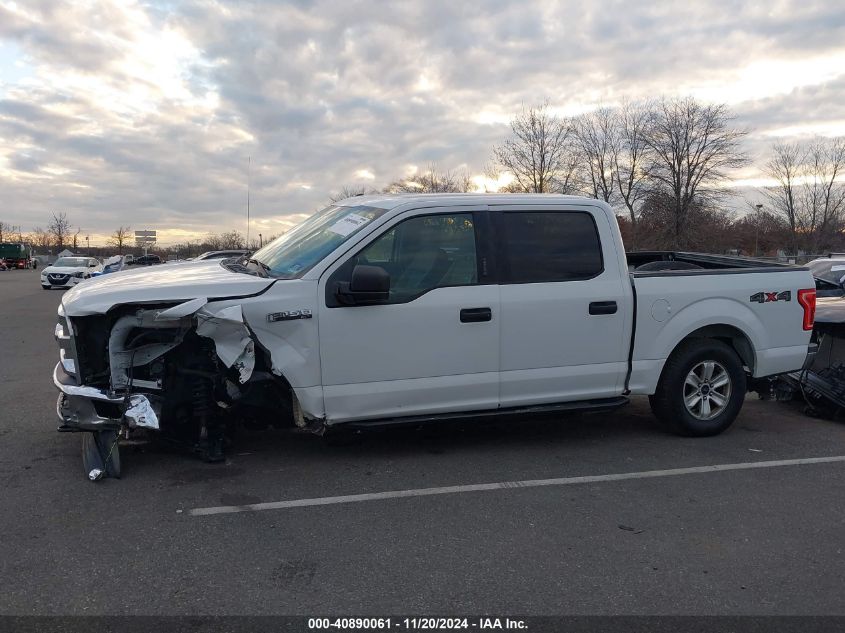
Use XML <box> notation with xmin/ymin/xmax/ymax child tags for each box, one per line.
<box><xmin>317</xmin><ymin>207</ymin><xmax>499</xmax><ymax>423</ymax></box>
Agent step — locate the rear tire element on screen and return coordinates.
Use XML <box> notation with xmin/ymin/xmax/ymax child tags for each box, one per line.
<box><xmin>650</xmin><ymin>339</ymin><xmax>746</xmax><ymax>437</ymax></box>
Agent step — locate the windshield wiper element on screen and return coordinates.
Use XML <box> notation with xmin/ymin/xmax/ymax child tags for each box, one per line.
<box><xmin>244</xmin><ymin>257</ymin><xmax>272</xmax><ymax>277</ymax></box>
<box><xmin>247</xmin><ymin>257</ymin><xmax>270</xmax><ymax>271</ymax></box>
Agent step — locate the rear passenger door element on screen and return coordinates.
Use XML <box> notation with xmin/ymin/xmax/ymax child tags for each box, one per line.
<box><xmin>493</xmin><ymin>205</ymin><xmax>631</xmax><ymax>405</ymax></box>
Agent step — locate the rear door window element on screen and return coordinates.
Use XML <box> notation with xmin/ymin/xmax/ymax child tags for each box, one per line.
<box><xmin>497</xmin><ymin>211</ymin><xmax>603</xmax><ymax>283</ymax></box>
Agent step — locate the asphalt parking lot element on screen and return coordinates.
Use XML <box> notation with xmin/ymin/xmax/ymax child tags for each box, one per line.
<box><xmin>1</xmin><ymin>268</ymin><xmax>844</xmax><ymax>616</ymax></box>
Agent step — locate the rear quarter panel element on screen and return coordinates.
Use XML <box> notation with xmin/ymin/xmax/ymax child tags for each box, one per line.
<box><xmin>630</xmin><ymin>269</ymin><xmax>814</xmax><ymax>394</ymax></box>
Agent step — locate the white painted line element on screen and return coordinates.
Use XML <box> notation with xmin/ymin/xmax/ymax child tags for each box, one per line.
<box><xmin>188</xmin><ymin>455</ymin><xmax>845</xmax><ymax>517</ymax></box>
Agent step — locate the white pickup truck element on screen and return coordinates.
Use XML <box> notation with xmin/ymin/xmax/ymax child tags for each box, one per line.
<box><xmin>53</xmin><ymin>194</ymin><xmax>817</xmax><ymax>478</ymax></box>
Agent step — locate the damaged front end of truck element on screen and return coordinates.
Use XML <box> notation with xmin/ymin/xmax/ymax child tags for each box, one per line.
<box><xmin>54</xmin><ymin>295</ymin><xmax>309</xmax><ymax>480</ymax></box>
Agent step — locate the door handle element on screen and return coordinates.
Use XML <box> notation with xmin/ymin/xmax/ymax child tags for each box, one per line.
<box><xmin>460</xmin><ymin>307</ymin><xmax>492</xmax><ymax>323</ymax></box>
<box><xmin>589</xmin><ymin>301</ymin><xmax>617</xmax><ymax>315</ymax></box>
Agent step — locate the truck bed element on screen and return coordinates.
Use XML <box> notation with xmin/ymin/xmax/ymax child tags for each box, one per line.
<box><xmin>627</xmin><ymin>251</ymin><xmax>803</xmax><ymax>275</ymax></box>
<box><xmin>625</xmin><ymin>252</ymin><xmax>814</xmax><ymax>396</ymax></box>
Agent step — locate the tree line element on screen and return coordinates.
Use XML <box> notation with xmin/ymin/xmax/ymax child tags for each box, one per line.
<box><xmin>331</xmin><ymin>97</ymin><xmax>845</xmax><ymax>256</ymax></box>
<box><xmin>0</xmin><ymin>214</ymin><xmax>272</xmax><ymax>260</ymax></box>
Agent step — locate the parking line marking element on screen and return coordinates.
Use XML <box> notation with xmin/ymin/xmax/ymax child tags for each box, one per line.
<box><xmin>188</xmin><ymin>454</ymin><xmax>845</xmax><ymax>516</ymax></box>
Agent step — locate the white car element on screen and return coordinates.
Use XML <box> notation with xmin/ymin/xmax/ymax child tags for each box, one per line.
<box><xmin>41</xmin><ymin>256</ymin><xmax>102</xmax><ymax>289</ymax></box>
<box><xmin>53</xmin><ymin>194</ymin><xmax>816</xmax><ymax>478</ymax></box>
<box><xmin>807</xmin><ymin>256</ymin><xmax>845</xmax><ymax>297</ymax></box>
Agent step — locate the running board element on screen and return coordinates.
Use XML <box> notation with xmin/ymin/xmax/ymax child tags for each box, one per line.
<box><xmin>340</xmin><ymin>396</ymin><xmax>630</xmax><ymax>430</ymax></box>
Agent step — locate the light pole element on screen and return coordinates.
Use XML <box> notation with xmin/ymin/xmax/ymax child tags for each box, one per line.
<box><xmin>754</xmin><ymin>204</ymin><xmax>763</xmax><ymax>257</ymax></box>
<box><xmin>86</xmin><ymin>235</ymin><xmax>90</xmax><ymax>255</ymax></box>
<box><xmin>246</xmin><ymin>156</ymin><xmax>251</xmax><ymax>249</ymax></box>
<box><xmin>259</xmin><ymin>233</ymin><xmax>263</xmax><ymax>248</ymax></box>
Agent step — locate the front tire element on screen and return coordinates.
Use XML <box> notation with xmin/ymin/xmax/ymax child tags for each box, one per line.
<box><xmin>650</xmin><ymin>339</ymin><xmax>746</xmax><ymax>437</ymax></box>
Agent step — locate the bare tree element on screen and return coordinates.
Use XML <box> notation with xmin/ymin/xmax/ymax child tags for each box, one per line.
<box><xmin>328</xmin><ymin>185</ymin><xmax>378</xmax><ymax>204</ymax></box>
<box><xmin>384</xmin><ymin>163</ymin><xmax>473</xmax><ymax>194</ymax></box>
<box><xmin>329</xmin><ymin>184</ymin><xmax>377</xmax><ymax>203</ymax></box>
<box><xmin>764</xmin><ymin>138</ymin><xmax>845</xmax><ymax>254</ymax></box>
<box><xmin>108</xmin><ymin>225</ymin><xmax>132</xmax><ymax>254</ymax></box>
<box><xmin>48</xmin><ymin>212</ymin><xmax>72</xmax><ymax>249</ymax></box>
<box><xmin>0</xmin><ymin>221</ymin><xmax>23</xmax><ymax>242</ymax></box>
<box><xmin>644</xmin><ymin>97</ymin><xmax>749</xmax><ymax>248</ymax></box>
<box><xmin>612</xmin><ymin>101</ymin><xmax>654</xmax><ymax>249</ymax></box>
<box><xmin>216</xmin><ymin>230</ymin><xmax>246</xmax><ymax>249</ymax></box>
<box><xmin>573</xmin><ymin>107</ymin><xmax>618</xmax><ymax>203</ymax></box>
<box><xmin>763</xmin><ymin>142</ymin><xmax>802</xmax><ymax>254</ymax></box>
<box><xmin>492</xmin><ymin>103</ymin><xmax>581</xmax><ymax>194</ymax></box>
<box><xmin>31</xmin><ymin>227</ymin><xmax>53</xmax><ymax>249</ymax></box>
<box><xmin>802</xmin><ymin>138</ymin><xmax>845</xmax><ymax>252</ymax></box>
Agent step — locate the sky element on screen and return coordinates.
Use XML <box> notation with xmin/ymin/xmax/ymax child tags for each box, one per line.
<box><xmin>1</xmin><ymin>0</ymin><xmax>845</xmax><ymax>247</ymax></box>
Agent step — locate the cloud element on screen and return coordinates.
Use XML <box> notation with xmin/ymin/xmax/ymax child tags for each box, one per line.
<box><xmin>0</xmin><ymin>0</ymin><xmax>844</xmax><ymax>244</ymax></box>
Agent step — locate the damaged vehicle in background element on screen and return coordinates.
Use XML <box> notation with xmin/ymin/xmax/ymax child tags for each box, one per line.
<box><xmin>41</xmin><ymin>257</ymin><xmax>102</xmax><ymax>289</ymax></box>
<box><xmin>90</xmin><ymin>255</ymin><xmax>128</xmax><ymax>277</ymax></box>
<box><xmin>766</xmin><ymin>255</ymin><xmax>845</xmax><ymax>416</ymax></box>
<box><xmin>807</xmin><ymin>255</ymin><xmax>845</xmax><ymax>297</ymax></box>
<box><xmin>774</xmin><ymin>293</ymin><xmax>845</xmax><ymax>417</ymax></box>
<box><xmin>53</xmin><ymin>194</ymin><xmax>816</xmax><ymax>480</ymax></box>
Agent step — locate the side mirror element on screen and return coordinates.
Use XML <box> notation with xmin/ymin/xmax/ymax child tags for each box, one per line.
<box><xmin>337</xmin><ymin>265</ymin><xmax>390</xmax><ymax>306</ymax></box>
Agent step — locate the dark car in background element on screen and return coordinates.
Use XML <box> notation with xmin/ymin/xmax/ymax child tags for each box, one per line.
<box><xmin>127</xmin><ymin>254</ymin><xmax>163</xmax><ymax>266</ymax></box>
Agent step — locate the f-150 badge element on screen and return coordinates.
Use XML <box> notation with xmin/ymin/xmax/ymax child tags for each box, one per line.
<box><xmin>267</xmin><ymin>309</ymin><xmax>312</xmax><ymax>322</ymax></box>
<box><xmin>749</xmin><ymin>291</ymin><xmax>791</xmax><ymax>303</ymax></box>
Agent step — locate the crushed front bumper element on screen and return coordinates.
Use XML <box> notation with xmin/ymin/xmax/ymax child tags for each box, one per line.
<box><xmin>53</xmin><ymin>362</ymin><xmax>161</xmax><ymax>432</ymax></box>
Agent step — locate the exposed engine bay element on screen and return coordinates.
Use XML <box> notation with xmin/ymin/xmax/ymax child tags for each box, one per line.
<box><xmin>773</xmin><ymin>298</ymin><xmax>845</xmax><ymax>418</ymax></box>
<box><xmin>55</xmin><ymin>298</ymin><xmax>306</xmax><ymax>476</ymax></box>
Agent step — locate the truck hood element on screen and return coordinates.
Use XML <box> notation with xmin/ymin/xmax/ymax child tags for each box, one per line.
<box><xmin>61</xmin><ymin>260</ymin><xmax>275</xmax><ymax>316</ymax></box>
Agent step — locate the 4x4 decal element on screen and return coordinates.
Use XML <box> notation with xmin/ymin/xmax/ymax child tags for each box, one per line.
<box><xmin>750</xmin><ymin>291</ymin><xmax>791</xmax><ymax>303</ymax></box>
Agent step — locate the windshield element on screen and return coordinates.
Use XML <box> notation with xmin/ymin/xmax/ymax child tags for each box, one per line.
<box><xmin>54</xmin><ymin>258</ymin><xmax>88</xmax><ymax>267</ymax></box>
<box><xmin>809</xmin><ymin>260</ymin><xmax>845</xmax><ymax>285</ymax></box>
<box><xmin>252</xmin><ymin>204</ymin><xmax>389</xmax><ymax>278</ymax></box>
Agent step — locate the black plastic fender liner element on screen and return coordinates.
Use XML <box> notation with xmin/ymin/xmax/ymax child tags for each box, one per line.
<box><xmin>81</xmin><ymin>430</ymin><xmax>121</xmax><ymax>480</ymax></box>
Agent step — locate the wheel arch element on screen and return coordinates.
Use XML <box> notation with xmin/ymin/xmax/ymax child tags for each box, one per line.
<box><xmin>634</xmin><ymin>322</ymin><xmax>757</xmax><ymax>396</ymax></box>
<box><xmin>654</xmin><ymin>324</ymin><xmax>755</xmax><ymax>391</ymax></box>
<box><xmin>675</xmin><ymin>324</ymin><xmax>756</xmax><ymax>374</ymax></box>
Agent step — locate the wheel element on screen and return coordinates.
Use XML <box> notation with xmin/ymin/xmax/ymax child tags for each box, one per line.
<box><xmin>42</xmin><ymin>285</ymin><xmax>50</xmax><ymax>290</ymax></box>
<box><xmin>81</xmin><ymin>430</ymin><xmax>122</xmax><ymax>480</ymax></box>
<box><xmin>649</xmin><ymin>339</ymin><xmax>746</xmax><ymax>437</ymax></box>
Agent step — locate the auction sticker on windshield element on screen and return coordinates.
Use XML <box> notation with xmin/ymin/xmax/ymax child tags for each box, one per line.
<box><xmin>327</xmin><ymin>213</ymin><xmax>370</xmax><ymax>237</ymax></box>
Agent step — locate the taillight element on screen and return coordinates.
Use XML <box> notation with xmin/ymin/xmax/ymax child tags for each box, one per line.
<box><xmin>798</xmin><ymin>289</ymin><xmax>816</xmax><ymax>331</ymax></box>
